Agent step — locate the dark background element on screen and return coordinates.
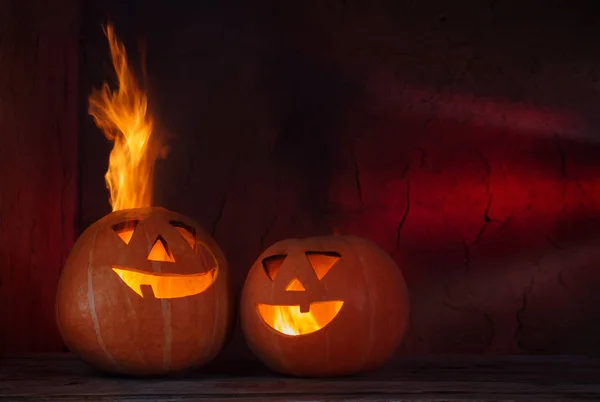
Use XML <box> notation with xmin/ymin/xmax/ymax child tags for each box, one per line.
<box><xmin>3</xmin><ymin>0</ymin><xmax>600</xmax><ymax>359</ymax></box>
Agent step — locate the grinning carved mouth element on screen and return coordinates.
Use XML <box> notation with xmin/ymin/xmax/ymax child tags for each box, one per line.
<box><xmin>111</xmin><ymin>266</ymin><xmax>218</xmax><ymax>299</ymax></box>
<box><xmin>256</xmin><ymin>301</ymin><xmax>344</xmax><ymax>336</ymax></box>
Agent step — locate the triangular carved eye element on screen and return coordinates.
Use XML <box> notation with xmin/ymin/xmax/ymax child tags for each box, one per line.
<box><xmin>113</xmin><ymin>220</ymin><xmax>139</xmax><ymax>245</ymax></box>
<box><xmin>306</xmin><ymin>251</ymin><xmax>341</xmax><ymax>280</ymax></box>
<box><xmin>262</xmin><ymin>255</ymin><xmax>286</xmax><ymax>281</ymax></box>
<box><xmin>170</xmin><ymin>221</ymin><xmax>196</xmax><ymax>250</ymax></box>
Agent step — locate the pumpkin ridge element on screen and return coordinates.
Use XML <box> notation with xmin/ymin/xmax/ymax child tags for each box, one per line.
<box><xmin>160</xmin><ymin>298</ymin><xmax>172</xmax><ymax>371</ymax></box>
<box><xmin>86</xmin><ymin>228</ymin><xmax>119</xmax><ymax>371</ymax></box>
<box><xmin>343</xmin><ymin>236</ymin><xmax>375</xmax><ymax>371</ymax></box>
<box><xmin>205</xmin><ymin>269</ymin><xmax>219</xmax><ymax>363</ymax></box>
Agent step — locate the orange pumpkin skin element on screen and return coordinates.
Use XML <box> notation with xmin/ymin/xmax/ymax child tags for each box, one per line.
<box><xmin>240</xmin><ymin>236</ymin><xmax>409</xmax><ymax>377</ymax></box>
<box><xmin>56</xmin><ymin>207</ymin><xmax>234</xmax><ymax>376</ymax></box>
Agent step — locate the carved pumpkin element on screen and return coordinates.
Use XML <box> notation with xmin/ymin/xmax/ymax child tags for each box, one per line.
<box><xmin>240</xmin><ymin>235</ymin><xmax>409</xmax><ymax>377</ymax></box>
<box><xmin>56</xmin><ymin>207</ymin><xmax>233</xmax><ymax>376</ymax></box>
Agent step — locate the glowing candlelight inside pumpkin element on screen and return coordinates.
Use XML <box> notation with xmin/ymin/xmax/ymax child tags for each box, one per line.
<box><xmin>257</xmin><ymin>301</ymin><xmax>344</xmax><ymax>336</ymax></box>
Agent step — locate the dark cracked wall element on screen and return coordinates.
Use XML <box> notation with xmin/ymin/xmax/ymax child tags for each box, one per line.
<box><xmin>79</xmin><ymin>0</ymin><xmax>600</xmax><ymax>358</ymax></box>
<box><xmin>0</xmin><ymin>0</ymin><xmax>79</xmax><ymax>355</ymax></box>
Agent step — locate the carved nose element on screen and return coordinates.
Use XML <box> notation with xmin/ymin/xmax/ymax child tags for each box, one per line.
<box><xmin>147</xmin><ymin>236</ymin><xmax>175</xmax><ymax>262</ymax></box>
<box><xmin>285</xmin><ymin>277</ymin><xmax>306</xmax><ymax>291</ymax></box>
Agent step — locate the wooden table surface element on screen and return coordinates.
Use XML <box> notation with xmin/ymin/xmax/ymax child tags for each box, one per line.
<box><xmin>1</xmin><ymin>354</ymin><xmax>599</xmax><ymax>401</ymax></box>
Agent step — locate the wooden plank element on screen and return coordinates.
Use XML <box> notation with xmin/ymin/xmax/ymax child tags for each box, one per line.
<box><xmin>0</xmin><ymin>0</ymin><xmax>79</xmax><ymax>355</ymax></box>
<box><xmin>1</xmin><ymin>354</ymin><xmax>599</xmax><ymax>401</ymax></box>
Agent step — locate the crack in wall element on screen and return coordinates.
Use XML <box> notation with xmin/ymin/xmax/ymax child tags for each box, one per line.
<box><xmin>546</xmin><ymin>236</ymin><xmax>564</xmax><ymax>250</ymax></box>
<box><xmin>479</xmin><ymin>151</ymin><xmax>492</xmax><ymax>177</ymax></box>
<box><xmin>498</xmin><ymin>202</ymin><xmax>533</xmax><ymax>231</ymax></box>
<box><xmin>210</xmin><ymin>196</ymin><xmax>227</xmax><ymax>237</ymax></box>
<box><xmin>441</xmin><ymin>299</ymin><xmax>495</xmax><ymax>347</ymax></box>
<box><xmin>474</xmin><ymin>193</ymin><xmax>493</xmax><ymax>242</ymax></box>
<box><xmin>185</xmin><ymin>157</ymin><xmax>195</xmax><ymax>186</ymax></box>
<box><xmin>514</xmin><ymin>276</ymin><xmax>535</xmax><ymax>351</ymax></box>
<box><xmin>416</xmin><ymin>147</ymin><xmax>428</xmax><ymax>167</ymax></box>
<box><xmin>498</xmin><ymin>215</ymin><xmax>512</xmax><ymax>231</ymax></box>
<box><xmin>210</xmin><ymin>163</ymin><xmax>240</xmax><ymax>238</ymax></box>
<box><xmin>396</xmin><ymin>179</ymin><xmax>410</xmax><ymax>248</ymax></box>
<box><xmin>476</xmin><ymin>148</ymin><xmax>492</xmax><ymax>195</ymax></box>
<box><xmin>354</xmin><ymin>157</ymin><xmax>364</xmax><ymax>209</ymax></box>
<box><xmin>442</xmin><ymin>299</ymin><xmax>472</xmax><ymax>313</ymax></box>
<box><xmin>259</xmin><ymin>214</ymin><xmax>277</xmax><ymax>249</ymax></box>
<box><xmin>483</xmin><ymin>312</ymin><xmax>496</xmax><ymax>348</ymax></box>
<box><xmin>400</xmin><ymin>162</ymin><xmax>410</xmax><ymax>178</ymax></box>
<box><xmin>557</xmin><ymin>271</ymin><xmax>569</xmax><ymax>292</ymax></box>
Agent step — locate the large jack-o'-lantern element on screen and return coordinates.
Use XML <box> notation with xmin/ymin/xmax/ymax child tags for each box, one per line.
<box><xmin>56</xmin><ymin>207</ymin><xmax>233</xmax><ymax>376</ymax></box>
<box><xmin>55</xmin><ymin>24</ymin><xmax>233</xmax><ymax>376</ymax></box>
<box><xmin>240</xmin><ymin>236</ymin><xmax>410</xmax><ymax>377</ymax></box>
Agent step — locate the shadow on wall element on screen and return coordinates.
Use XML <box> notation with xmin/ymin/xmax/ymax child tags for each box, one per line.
<box><xmin>329</xmin><ymin>90</ymin><xmax>600</xmax><ymax>355</ymax></box>
<box><xmin>264</xmin><ymin>49</ymin><xmax>362</xmax><ymax>234</ymax></box>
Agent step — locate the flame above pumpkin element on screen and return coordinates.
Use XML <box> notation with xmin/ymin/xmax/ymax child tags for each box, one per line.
<box><xmin>88</xmin><ymin>23</ymin><xmax>162</xmax><ymax>211</ymax></box>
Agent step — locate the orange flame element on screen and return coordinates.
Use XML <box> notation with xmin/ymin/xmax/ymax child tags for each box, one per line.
<box><xmin>257</xmin><ymin>301</ymin><xmax>344</xmax><ymax>336</ymax></box>
<box><xmin>88</xmin><ymin>24</ymin><xmax>160</xmax><ymax>211</ymax></box>
<box><xmin>111</xmin><ymin>267</ymin><xmax>218</xmax><ymax>299</ymax></box>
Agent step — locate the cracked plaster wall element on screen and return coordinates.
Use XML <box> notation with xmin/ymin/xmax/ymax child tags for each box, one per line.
<box><xmin>0</xmin><ymin>0</ymin><xmax>79</xmax><ymax>355</ymax></box>
<box><xmin>80</xmin><ymin>1</ymin><xmax>600</xmax><ymax>358</ymax></box>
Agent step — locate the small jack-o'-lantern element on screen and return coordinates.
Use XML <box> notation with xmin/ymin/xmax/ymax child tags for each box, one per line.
<box><xmin>56</xmin><ymin>207</ymin><xmax>233</xmax><ymax>376</ymax></box>
<box><xmin>240</xmin><ymin>235</ymin><xmax>409</xmax><ymax>377</ymax></box>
